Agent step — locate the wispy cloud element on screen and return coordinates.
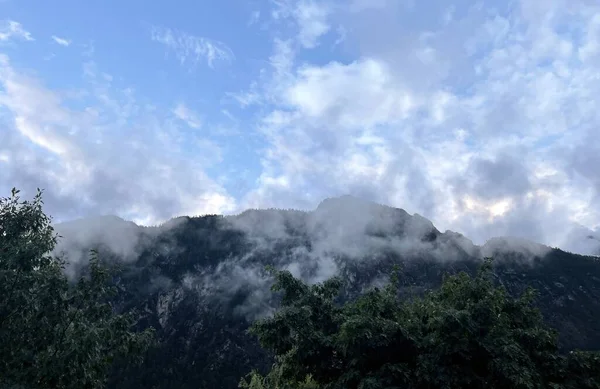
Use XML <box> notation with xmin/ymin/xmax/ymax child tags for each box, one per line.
<box><xmin>0</xmin><ymin>54</ymin><xmax>236</xmax><ymax>226</ymax></box>
<box><xmin>51</xmin><ymin>35</ymin><xmax>71</xmax><ymax>47</ymax></box>
<box><xmin>150</xmin><ymin>26</ymin><xmax>234</xmax><ymax>69</ymax></box>
<box><xmin>173</xmin><ymin>102</ymin><xmax>202</xmax><ymax>129</ymax></box>
<box><xmin>248</xmin><ymin>10</ymin><xmax>261</xmax><ymax>26</ymax></box>
<box><xmin>294</xmin><ymin>0</ymin><xmax>331</xmax><ymax>48</ymax></box>
<box><xmin>271</xmin><ymin>0</ymin><xmax>331</xmax><ymax>48</ymax></box>
<box><xmin>0</xmin><ymin>20</ymin><xmax>33</xmax><ymax>42</ymax></box>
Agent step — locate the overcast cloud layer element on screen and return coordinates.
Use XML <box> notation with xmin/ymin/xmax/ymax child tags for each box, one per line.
<box><xmin>1</xmin><ymin>0</ymin><xmax>599</xmax><ymax>255</ymax></box>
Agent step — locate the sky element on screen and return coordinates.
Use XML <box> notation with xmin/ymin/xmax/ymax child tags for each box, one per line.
<box><xmin>1</xmin><ymin>0</ymin><xmax>600</xmax><ymax>255</ymax></box>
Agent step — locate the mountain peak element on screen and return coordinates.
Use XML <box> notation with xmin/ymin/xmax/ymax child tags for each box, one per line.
<box><xmin>55</xmin><ymin>214</ymin><xmax>138</xmax><ymax>229</ymax></box>
<box><xmin>315</xmin><ymin>194</ymin><xmax>406</xmax><ymax>216</ymax></box>
<box><xmin>316</xmin><ymin>194</ymin><xmax>376</xmax><ymax>209</ymax></box>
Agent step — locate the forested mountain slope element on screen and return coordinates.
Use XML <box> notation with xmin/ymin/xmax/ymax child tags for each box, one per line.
<box><xmin>52</xmin><ymin>195</ymin><xmax>600</xmax><ymax>389</ymax></box>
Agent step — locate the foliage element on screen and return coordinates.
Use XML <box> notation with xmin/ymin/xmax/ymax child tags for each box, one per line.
<box><xmin>239</xmin><ymin>364</ymin><xmax>319</xmax><ymax>389</ymax></box>
<box><xmin>245</xmin><ymin>259</ymin><xmax>600</xmax><ymax>389</ymax></box>
<box><xmin>0</xmin><ymin>188</ymin><xmax>154</xmax><ymax>389</ymax></box>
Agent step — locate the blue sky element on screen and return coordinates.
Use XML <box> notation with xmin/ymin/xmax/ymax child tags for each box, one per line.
<box><xmin>1</xmin><ymin>0</ymin><xmax>600</xmax><ymax>255</ymax></box>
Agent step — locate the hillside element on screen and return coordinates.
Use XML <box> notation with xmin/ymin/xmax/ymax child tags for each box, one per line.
<box><xmin>52</xmin><ymin>195</ymin><xmax>600</xmax><ymax>389</ymax></box>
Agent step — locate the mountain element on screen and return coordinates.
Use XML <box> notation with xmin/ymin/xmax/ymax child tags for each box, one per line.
<box><xmin>52</xmin><ymin>195</ymin><xmax>600</xmax><ymax>389</ymax></box>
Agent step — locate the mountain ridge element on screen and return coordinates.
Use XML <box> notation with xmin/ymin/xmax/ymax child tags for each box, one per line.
<box><xmin>49</xmin><ymin>195</ymin><xmax>600</xmax><ymax>389</ymax></box>
<box><xmin>54</xmin><ymin>194</ymin><xmax>571</xmax><ymax>258</ymax></box>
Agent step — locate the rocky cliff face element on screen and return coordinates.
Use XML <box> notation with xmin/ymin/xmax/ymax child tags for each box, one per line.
<box><xmin>53</xmin><ymin>196</ymin><xmax>600</xmax><ymax>389</ymax></box>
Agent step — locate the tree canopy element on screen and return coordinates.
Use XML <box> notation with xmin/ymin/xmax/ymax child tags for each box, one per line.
<box><xmin>243</xmin><ymin>261</ymin><xmax>600</xmax><ymax>389</ymax></box>
<box><xmin>0</xmin><ymin>188</ymin><xmax>154</xmax><ymax>389</ymax></box>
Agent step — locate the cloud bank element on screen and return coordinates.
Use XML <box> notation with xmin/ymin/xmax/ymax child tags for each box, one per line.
<box><xmin>237</xmin><ymin>0</ymin><xmax>600</xmax><ymax>256</ymax></box>
<box><xmin>1</xmin><ymin>0</ymin><xmax>600</xmax><ymax>257</ymax></box>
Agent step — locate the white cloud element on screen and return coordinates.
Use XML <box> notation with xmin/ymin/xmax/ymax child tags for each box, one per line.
<box><xmin>271</xmin><ymin>0</ymin><xmax>331</xmax><ymax>48</ymax></box>
<box><xmin>151</xmin><ymin>26</ymin><xmax>234</xmax><ymax>69</ymax></box>
<box><xmin>51</xmin><ymin>35</ymin><xmax>71</xmax><ymax>47</ymax></box>
<box><xmin>0</xmin><ymin>20</ymin><xmax>33</xmax><ymax>42</ymax></box>
<box><xmin>0</xmin><ymin>54</ymin><xmax>235</xmax><ymax>225</ymax></box>
<box><xmin>172</xmin><ymin>102</ymin><xmax>202</xmax><ymax>129</ymax></box>
<box><xmin>236</xmin><ymin>0</ymin><xmax>600</xmax><ymax>255</ymax></box>
<box><xmin>3</xmin><ymin>0</ymin><xmax>600</xmax><ymax>258</ymax></box>
<box><xmin>295</xmin><ymin>0</ymin><xmax>331</xmax><ymax>48</ymax></box>
<box><xmin>284</xmin><ymin>59</ymin><xmax>415</xmax><ymax>127</ymax></box>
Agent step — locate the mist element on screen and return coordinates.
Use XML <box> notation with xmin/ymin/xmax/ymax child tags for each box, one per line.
<box><xmin>51</xmin><ymin>195</ymin><xmax>582</xmax><ymax>320</ymax></box>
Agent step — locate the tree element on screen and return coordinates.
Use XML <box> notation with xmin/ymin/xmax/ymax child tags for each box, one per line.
<box><xmin>0</xmin><ymin>188</ymin><xmax>154</xmax><ymax>389</ymax></box>
<box><xmin>243</xmin><ymin>260</ymin><xmax>600</xmax><ymax>389</ymax></box>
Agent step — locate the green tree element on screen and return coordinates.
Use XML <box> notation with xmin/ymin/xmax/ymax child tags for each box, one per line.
<box><xmin>0</xmin><ymin>188</ymin><xmax>154</xmax><ymax>389</ymax></box>
<box><xmin>243</xmin><ymin>260</ymin><xmax>600</xmax><ymax>389</ymax></box>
